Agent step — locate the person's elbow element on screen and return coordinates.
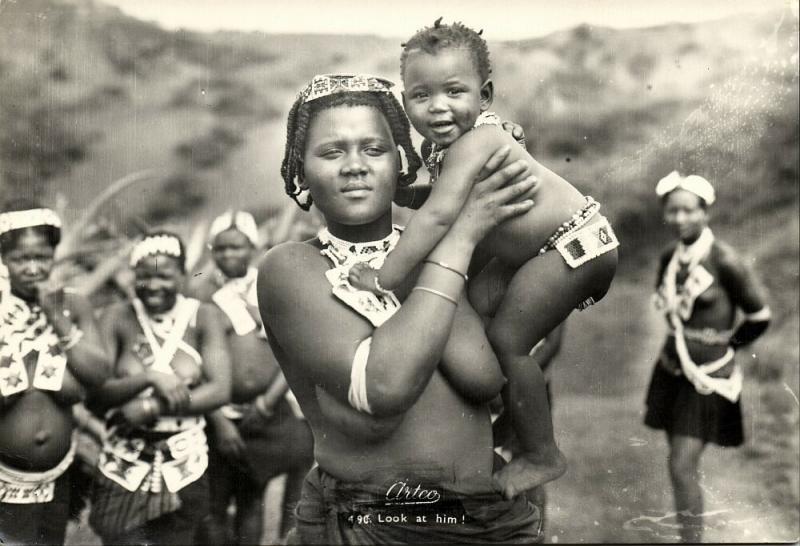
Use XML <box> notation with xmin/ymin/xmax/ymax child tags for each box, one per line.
<box><xmin>368</xmin><ymin>372</ymin><xmax>427</xmax><ymax>418</ymax></box>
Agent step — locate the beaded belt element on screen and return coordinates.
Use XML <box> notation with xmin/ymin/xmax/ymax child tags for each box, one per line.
<box><xmin>538</xmin><ymin>196</ymin><xmax>602</xmax><ymax>255</ymax></box>
<box><xmin>674</xmin><ymin>327</ymin><xmax>732</xmax><ymax>347</ymax></box>
<box><xmin>0</xmin><ymin>442</ymin><xmax>75</xmax><ymax>504</ymax></box>
<box><xmin>98</xmin><ymin>425</ymin><xmax>208</xmax><ymax>494</ymax></box>
<box><xmin>539</xmin><ymin>197</ymin><xmax>619</xmax><ymax>270</ymax></box>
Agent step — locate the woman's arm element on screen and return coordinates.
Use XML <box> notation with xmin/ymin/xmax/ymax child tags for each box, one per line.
<box><xmin>176</xmin><ymin>303</ymin><xmax>232</xmax><ymax>415</ymax></box>
<box><xmin>88</xmin><ymin>305</ymin><xmax>153</xmax><ymax>413</ymax></box>
<box><xmin>261</xmin><ymin>155</ymin><xmax>534</xmax><ymax>419</ymax></box>
<box><xmin>376</xmin><ymin>132</ymin><xmax>534</xmax><ymax>291</ymax></box>
<box><xmin>716</xmin><ymin>243</ymin><xmax>771</xmax><ymax>347</ymax></box>
<box><xmin>37</xmin><ymin>289</ymin><xmax>110</xmax><ymax>388</ymax></box>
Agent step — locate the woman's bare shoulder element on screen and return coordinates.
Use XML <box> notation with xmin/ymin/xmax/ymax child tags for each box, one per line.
<box><xmin>258</xmin><ymin>240</ymin><xmax>328</xmax><ymax>302</ymax></box>
<box><xmin>260</xmin><ymin>240</ymin><xmax>323</xmax><ymax>277</ymax></box>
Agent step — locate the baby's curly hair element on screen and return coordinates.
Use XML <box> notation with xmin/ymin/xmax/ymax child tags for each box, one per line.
<box><xmin>281</xmin><ymin>91</ymin><xmax>421</xmax><ymax>211</ymax></box>
<box><xmin>400</xmin><ymin>18</ymin><xmax>491</xmax><ymax>82</ymax></box>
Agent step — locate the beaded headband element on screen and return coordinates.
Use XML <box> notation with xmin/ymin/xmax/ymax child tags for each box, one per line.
<box><xmin>208</xmin><ymin>210</ymin><xmax>259</xmax><ymax>247</ymax></box>
<box><xmin>0</xmin><ymin>208</ymin><xmax>62</xmax><ymax>237</ymax></box>
<box><xmin>130</xmin><ymin>234</ymin><xmax>183</xmax><ymax>268</ymax></box>
<box><xmin>299</xmin><ymin>74</ymin><xmax>395</xmax><ymax>104</ymax></box>
<box><xmin>656</xmin><ymin>171</ymin><xmax>716</xmax><ymax>206</ymax></box>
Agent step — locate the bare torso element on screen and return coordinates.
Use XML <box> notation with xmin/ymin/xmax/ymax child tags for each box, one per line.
<box><xmin>189</xmin><ymin>275</ymin><xmax>278</xmax><ymax>403</ymax></box>
<box><xmin>0</xmin><ymin>296</ymin><xmax>88</xmax><ymax>471</ymax></box>
<box><xmin>441</xmin><ymin>126</ymin><xmax>592</xmax><ymax>267</ymax></box>
<box><xmin>266</xmin><ymin>243</ymin><xmax>496</xmax><ymax>489</ymax></box>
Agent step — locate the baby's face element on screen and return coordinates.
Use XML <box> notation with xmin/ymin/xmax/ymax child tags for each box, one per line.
<box><xmin>402</xmin><ymin>48</ymin><xmax>490</xmax><ymax>148</ymax></box>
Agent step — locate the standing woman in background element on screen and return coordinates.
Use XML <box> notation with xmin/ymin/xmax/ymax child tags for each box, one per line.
<box><xmin>87</xmin><ymin>232</ymin><xmax>231</xmax><ymax>545</ymax></box>
<box><xmin>191</xmin><ymin>211</ymin><xmax>313</xmax><ymax>545</ymax></box>
<box><xmin>0</xmin><ymin>200</ymin><xmax>109</xmax><ymax>545</ymax></box>
<box><xmin>644</xmin><ymin>172</ymin><xmax>771</xmax><ymax>543</ymax></box>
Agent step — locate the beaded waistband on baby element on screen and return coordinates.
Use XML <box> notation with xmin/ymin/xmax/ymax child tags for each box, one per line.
<box><xmin>539</xmin><ymin>197</ymin><xmax>601</xmax><ymax>255</ymax></box>
<box><xmin>538</xmin><ymin>197</ymin><xmax>619</xmax><ymax>269</ymax></box>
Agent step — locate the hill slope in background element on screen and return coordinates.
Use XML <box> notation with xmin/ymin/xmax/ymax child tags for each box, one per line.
<box><xmin>1</xmin><ymin>1</ymin><xmax>797</xmax><ymax>542</ymax></box>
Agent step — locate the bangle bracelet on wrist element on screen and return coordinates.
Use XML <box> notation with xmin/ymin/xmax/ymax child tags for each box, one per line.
<box><xmin>59</xmin><ymin>325</ymin><xmax>84</xmax><ymax>351</ymax></box>
<box><xmin>423</xmin><ymin>260</ymin><xmax>468</xmax><ymax>282</ymax></box>
<box><xmin>255</xmin><ymin>396</ymin><xmax>274</xmax><ymax>419</ymax></box>
<box><xmin>412</xmin><ymin>286</ymin><xmax>459</xmax><ymax>306</ymax></box>
<box><xmin>373</xmin><ymin>276</ymin><xmax>392</xmax><ymax>296</ymax></box>
<box><xmin>142</xmin><ymin>398</ymin><xmax>158</xmax><ymax>419</ymax></box>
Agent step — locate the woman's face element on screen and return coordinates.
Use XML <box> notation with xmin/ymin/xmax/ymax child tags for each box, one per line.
<box><xmin>663</xmin><ymin>189</ymin><xmax>708</xmax><ymax>243</ymax></box>
<box><xmin>211</xmin><ymin>228</ymin><xmax>253</xmax><ymax>279</ymax></box>
<box><xmin>301</xmin><ymin>105</ymin><xmax>397</xmax><ymax>234</ymax></box>
<box><xmin>2</xmin><ymin>229</ymin><xmax>55</xmax><ymax>300</ymax></box>
<box><xmin>134</xmin><ymin>254</ymin><xmax>184</xmax><ymax>314</ymax></box>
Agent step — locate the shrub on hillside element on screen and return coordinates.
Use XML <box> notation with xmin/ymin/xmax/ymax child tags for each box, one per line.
<box><xmin>174</xmin><ymin>126</ymin><xmax>243</xmax><ymax>169</ymax></box>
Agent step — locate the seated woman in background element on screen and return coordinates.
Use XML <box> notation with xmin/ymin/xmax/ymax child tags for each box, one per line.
<box><xmin>0</xmin><ymin>199</ymin><xmax>109</xmax><ymax>545</ymax></box>
<box><xmin>190</xmin><ymin>211</ymin><xmax>313</xmax><ymax>545</ymax></box>
<box><xmin>645</xmin><ymin>172</ymin><xmax>771</xmax><ymax>543</ymax></box>
<box><xmin>87</xmin><ymin>231</ymin><xmax>231</xmax><ymax>545</ymax></box>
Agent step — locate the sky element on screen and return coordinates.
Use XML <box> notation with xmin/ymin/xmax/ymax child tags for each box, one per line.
<box><xmin>100</xmin><ymin>0</ymin><xmax>791</xmax><ymax>40</ymax></box>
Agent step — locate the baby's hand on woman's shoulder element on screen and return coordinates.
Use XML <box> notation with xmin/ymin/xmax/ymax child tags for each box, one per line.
<box><xmin>348</xmin><ymin>263</ymin><xmax>383</xmax><ymax>294</ymax></box>
<box><xmin>501</xmin><ymin>120</ymin><xmax>526</xmax><ymax>148</ymax></box>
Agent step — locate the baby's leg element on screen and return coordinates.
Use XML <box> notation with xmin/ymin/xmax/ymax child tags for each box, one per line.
<box><xmin>488</xmin><ymin>247</ymin><xmax>617</xmax><ymax>498</ymax></box>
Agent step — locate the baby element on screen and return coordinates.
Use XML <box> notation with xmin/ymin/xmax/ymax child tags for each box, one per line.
<box><xmin>351</xmin><ymin>19</ymin><xmax>619</xmax><ymax>498</ymax></box>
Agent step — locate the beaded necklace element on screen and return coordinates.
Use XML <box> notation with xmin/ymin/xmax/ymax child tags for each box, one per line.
<box><xmin>0</xmin><ymin>291</ymin><xmax>68</xmax><ymax>395</ymax></box>
<box><xmin>318</xmin><ymin>225</ymin><xmax>403</xmax><ymax>327</ymax></box>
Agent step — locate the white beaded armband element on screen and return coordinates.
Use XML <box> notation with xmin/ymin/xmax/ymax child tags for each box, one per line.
<box><xmin>348</xmin><ymin>337</ymin><xmax>373</xmax><ymax>414</ymax></box>
<box><xmin>60</xmin><ymin>325</ymin><xmax>84</xmax><ymax>351</ymax></box>
<box><xmin>744</xmin><ymin>306</ymin><xmax>771</xmax><ymax>322</ymax></box>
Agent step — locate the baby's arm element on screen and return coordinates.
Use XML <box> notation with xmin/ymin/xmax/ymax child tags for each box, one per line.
<box><xmin>378</xmin><ymin>130</ymin><xmax>531</xmax><ymax>291</ymax></box>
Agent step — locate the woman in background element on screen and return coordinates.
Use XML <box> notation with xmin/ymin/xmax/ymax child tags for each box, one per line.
<box><xmin>88</xmin><ymin>231</ymin><xmax>231</xmax><ymax>545</ymax></box>
<box><xmin>191</xmin><ymin>211</ymin><xmax>313</xmax><ymax>545</ymax></box>
<box><xmin>0</xmin><ymin>199</ymin><xmax>109</xmax><ymax>545</ymax></box>
<box><xmin>645</xmin><ymin>172</ymin><xmax>771</xmax><ymax>543</ymax></box>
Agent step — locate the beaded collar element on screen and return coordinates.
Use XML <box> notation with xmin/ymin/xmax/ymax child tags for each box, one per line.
<box><xmin>318</xmin><ymin>226</ymin><xmax>403</xmax><ymax>327</ymax></box>
<box><xmin>656</xmin><ymin>227</ymin><xmax>715</xmax><ymax>321</ymax></box>
<box><xmin>0</xmin><ymin>291</ymin><xmax>68</xmax><ymax>396</ymax></box>
<box><xmin>424</xmin><ymin>111</ymin><xmax>503</xmax><ymax>184</ymax></box>
<box><xmin>318</xmin><ymin>226</ymin><xmax>402</xmax><ymax>268</ymax></box>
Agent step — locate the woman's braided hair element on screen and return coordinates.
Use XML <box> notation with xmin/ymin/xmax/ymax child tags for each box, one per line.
<box><xmin>281</xmin><ymin>91</ymin><xmax>422</xmax><ymax>211</ymax></box>
<box><xmin>400</xmin><ymin>17</ymin><xmax>491</xmax><ymax>82</ymax></box>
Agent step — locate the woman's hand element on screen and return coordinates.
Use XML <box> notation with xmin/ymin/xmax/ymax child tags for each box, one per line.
<box><xmin>146</xmin><ymin>370</ymin><xmax>191</xmax><ymax>414</ymax></box>
<box><xmin>35</xmin><ymin>282</ymin><xmax>72</xmax><ymax>333</ymax></box>
<box><xmin>450</xmin><ymin>146</ymin><xmax>537</xmax><ymax>246</ymax></box>
<box><xmin>213</xmin><ymin>416</ymin><xmax>247</xmax><ymax>462</ymax></box>
<box><xmin>107</xmin><ymin>398</ymin><xmax>157</xmax><ymax>434</ymax></box>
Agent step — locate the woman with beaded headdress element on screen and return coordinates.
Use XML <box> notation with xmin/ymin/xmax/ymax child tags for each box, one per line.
<box><xmin>645</xmin><ymin>172</ymin><xmax>771</xmax><ymax>543</ymax></box>
<box><xmin>86</xmin><ymin>230</ymin><xmax>231</xmax><ymax>545</ymax></box>
<box><xmin>0</xmin><ymin>199</ymin><xmax>110</xmax><ymax>545</ymax></box>
<box><xmin>190</xmin><ymin>210</ymin><xmax>313</xmax><ymax>544</ymax></box>
<box><xmin>260</xmin><ymin>73</ymin><xmax>544</xmax><ymax>544</ymax></box>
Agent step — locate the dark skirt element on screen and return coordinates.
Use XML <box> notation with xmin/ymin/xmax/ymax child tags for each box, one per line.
<box><xmin>644</xmin><ymin>360</ymin><xmax>744</xmax><ymax>447</ymax></box>
<box><xmin>0</xmin><ymin>470</ymin><xmax>71</xmax><ymax>545</ymax></box>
